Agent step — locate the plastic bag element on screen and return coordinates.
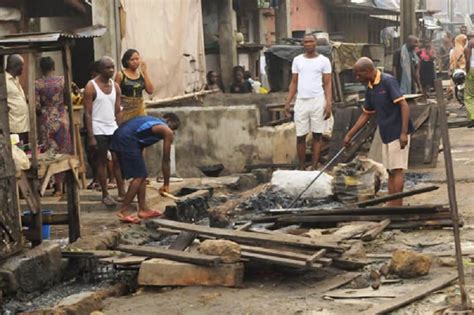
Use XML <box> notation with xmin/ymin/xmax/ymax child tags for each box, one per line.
<box><xmin>12</xmin><ymin>144</ymin><xmax>31</xmax><ymax>171</ymax></box>
<box><xmin>271</xmin><ymin>170</ymin><xmax>333</xmax><ymax>199</ymax></box>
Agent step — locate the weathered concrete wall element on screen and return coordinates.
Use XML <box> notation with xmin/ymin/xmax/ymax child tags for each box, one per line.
<box><xmin>146</xmin><ymin>105</ymin><xmax>296</xmax><ymax>178</ymax></box>
<box><xmin>92</xmin><ymin>0</ymin><xmax>119</xmax><ymax>62</ymax></box>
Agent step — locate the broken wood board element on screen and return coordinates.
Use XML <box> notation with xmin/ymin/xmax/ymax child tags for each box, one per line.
<box><xmin>150</xmin><ymin>219</ymin><xmax>344</xmax><ymax>252</ymax></box>
<box><xmin>361</xmin><ymin>219</ymin><xmax>391</xmax><ymax>242</ymax></box>
<box><xmin>313</xmin><ymin>272</ymin><xmax>362</xmax><ymax>293</ymax></box>
<box><xmin>367</xmin><ymin>270</ymin><xmax>458</xmax><ymax>314</ymax></box>
<box><xmin>332</xmin><ymin>223</ymin><xmax>379</xmax><ymax>241</ymax></box>
<box><xmin>168</xmin><ymin>232</ymin><xmax>197</xmax><ymax>251</ymax></box>
<box><xmin>325</xmin><ymin>287</ymin><xmax>398</xmax><ymax>299</ymax></box>
<box><xmin>117</xmin><ymin>244</ymin><xmax>222</xmax><ymax>267</ymax></box>
<box><xmin>331</xmin><ymin>257</ymin><xmax>372</xmax><ymax>270</ymax></box>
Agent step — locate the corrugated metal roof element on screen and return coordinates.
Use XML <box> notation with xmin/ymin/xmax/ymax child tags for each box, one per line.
<box><xmin>0</xmin><ymin>25</ymin><xmax>106</xmax><ymax>45</ymax></box>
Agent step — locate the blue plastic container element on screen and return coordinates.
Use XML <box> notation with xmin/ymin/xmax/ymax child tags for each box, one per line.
<box><xmin>23</xmin><ymin>210</ymin><xmax>53</xmax><ymax>240</ymax></box>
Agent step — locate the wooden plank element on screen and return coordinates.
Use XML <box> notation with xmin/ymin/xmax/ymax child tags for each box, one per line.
<box><xmin>117</xmin><ymin>244</ymin><xmax>222</xmax><ymax>267</ymax></box>
<box><xmin>367</xmin><ymin>271</ymin><xmax>458</xmax><ymax>314</ymax></box>
<box><xmin>241</xmin><ymin>251</ymin><xmax>323</xmax><ymax>270</ymax></box>
<box><xmin>17</xmin><ymin>171</ymin><xmax>40</xmax><ymax>214</ymax></box>
<box><xmin>306</xmin><ymin>249</ymin><xmax>327</xmax><ymax>266</ymax></box>
<box><xmin>332</xmin><ymin>223</ymin><xmax>379</xmax><ymax>240</ymax></box>
<box><xmin>354</xmin><ymin>186</ymin><xmax>439</xmax><ymax>207</ymax></box>
<box><xmin>239</xmin><ymin>244</ymin><xmax>332</xmax><ymax>266</ymax></box>
<box><xmin>325</xmin><ymin>287</ymin><xmax>397</xmax><ymax>299</ymax></box>
<box><xmin>100</xmin><ymin>255</ymin><xmax>148</xmax><ymax>266</ymax></box>
<box><xmin>277</xmin><ymin>212</ymin><xmax>450</xmax><ymax>225</ymax></box>
<box><xmin>361</xmin><ymin>219</ymin><xmax>391</xmax><ymax>242</ymax></box>
<box><xmin>66</xmin><ymin>169</ymin><xmax>81</xmax><ymax>242</ymax></box>
<box><xmin>268</xmin><ymin>205</ymin><xmax>446</xmax><ymax>216</ymax></box>
<box><xmin>236</xmin><ymin>222</ymin><xmax>253</xmax><ymax>231</ymax></box>
<box><xmin>389</xmin><ymin>219</ymin><xmax>459</xmax><ymax>229</ymax></box>
<box><xmin>168</xmin><ymin>232</ymin><xmax>197</xmax><ymax>251</ymax></box>
<box><xmin>150</xmin><ymin>219</ymin><xmax>344</xmax><ymax>252</ymax></box>
<box><xmin>412</xmin><ymin>105</ymin><xmax>431</xmax><ymax>132</ymax></box>
<box><xmin>331</xmin><ymin>257</ymin><xmax>371</xmax><ymax>270</ymax></box>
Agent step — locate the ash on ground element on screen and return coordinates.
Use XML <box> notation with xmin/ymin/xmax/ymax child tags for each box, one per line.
<box><xmin>236</xmin><ymin>188</ymin><xmax>343</xmax><ymax>212</ymax></box>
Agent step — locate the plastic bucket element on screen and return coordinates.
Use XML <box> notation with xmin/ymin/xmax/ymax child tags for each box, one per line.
<box><xmin>23</xmin><ymin>210</ymin><xmax>53</xmax><ymax>240</ymax></box>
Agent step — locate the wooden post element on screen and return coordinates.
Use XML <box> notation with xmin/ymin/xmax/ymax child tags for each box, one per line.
<box><xmin>66</xmin><ymin>168</ymin><xmax>81</xmax><ymax>242</ymax></box>
<box><xmin>62</xmin><ymin>42</ymin><xmax>76</xmax><ymax>155</ymax></box>
<box><xmin>435</xmin><ymin>79</ymin><xmax>470</xmax><ymax>310</ymax></box>
<box><xmin>62</xmin><ymin>42</ymin><xmax>81</xmax><ymax>242</ymax></box>
<box><xmin>27</xmin><ymin>52</ymin><xmax>42</xmax><ymax>246</ymax></box>
<box><xmin>218</xmin><ymin>0</ymin><xmax>237</xmax><ymax>91</ymax></box>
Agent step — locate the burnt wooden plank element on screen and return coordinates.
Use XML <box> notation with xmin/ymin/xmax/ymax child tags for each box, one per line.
<box><xmin>277</xmin><ymin>212</ymin><xmax>450</xmax><ymax>225</ymax></box>
<box><xmin>117</xmin><ymin>244</ymin><xmax>222</xmax><ymax>267</ymax></box>
<box><xmin>354</xmin><ymin>186</ymin><xmax>439</xmax><ymax>207</ymax></box>
<box><xmin>168</xmin><ymin>232</ymin><xmax>197</xmax><ymax>251</ymax></box>
<box><xmin>151</xmin><ymin>219</ymin><xmax>343</xmax><ymax>251</ymax></box>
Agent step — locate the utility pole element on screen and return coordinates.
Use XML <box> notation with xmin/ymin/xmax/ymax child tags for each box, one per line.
<box><xmin>275</xmin><ymin>0</ymin><xmax>291</xmax><ymax>44</ymax></box>
<box><xmin>400</xmin><ymin>0</ymin><xmax>417</xmax><ymax>44</ymax></box>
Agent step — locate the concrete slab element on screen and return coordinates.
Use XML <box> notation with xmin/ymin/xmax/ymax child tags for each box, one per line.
<box><xmin>138</xmin><ymin>258</ymin><xmax>244</xmax><ymax>287</ymax></box>
<box><xmin>0</xmin><ymin>241</ymin><xmax>61</xmax><ymax>294</ymax></box>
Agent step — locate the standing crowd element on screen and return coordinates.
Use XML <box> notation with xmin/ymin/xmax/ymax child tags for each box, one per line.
<box><xmin>5</xmin><ymin>50</ymin><xmax>179</xmax><ymax>224</ymax></box>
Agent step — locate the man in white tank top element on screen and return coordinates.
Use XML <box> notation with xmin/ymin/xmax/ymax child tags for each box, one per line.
<box><xmin>84</xmin><ymin>56</ymin><xmax>125</xmax><ymax>206</ymax></box>
<box><xmin>284</xmin><ymin>34</ymin><xmax>333</xmax><ymax>170</ymax></box>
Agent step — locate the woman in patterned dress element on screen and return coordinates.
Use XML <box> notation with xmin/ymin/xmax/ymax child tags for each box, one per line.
<box><xmin>35</xmin><ymin>57</ymin><xmax>72</xmax><ymax>196</ymax></box>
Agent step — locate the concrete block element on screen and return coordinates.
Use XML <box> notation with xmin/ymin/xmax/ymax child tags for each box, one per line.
<box><xmin>138</xmin><ymin>258</ymin><xmax>244</xmax><ymax>287</ymax></box>
<box><xmin>0</xmin><ymin>241</ymin><xmax>61</xmax><ymax>294</ymax></box>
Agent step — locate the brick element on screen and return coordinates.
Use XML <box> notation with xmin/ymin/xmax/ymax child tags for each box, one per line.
<box><xmin>138</xmin><ymin>258</ymin><xmax>244</xmax><ymax>287</ymax></box>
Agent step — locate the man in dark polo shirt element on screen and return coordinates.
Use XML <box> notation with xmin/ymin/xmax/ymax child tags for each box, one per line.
<box><xmin>344</xmin><ymin>57</ymin><xmax>414</xmax><ymax>206</ymax></box>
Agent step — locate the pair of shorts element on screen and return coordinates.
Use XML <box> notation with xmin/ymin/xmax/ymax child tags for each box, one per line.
<box><xmin>294</xmin><ymin>97</ymin><xmax>327</xmax><ymax>136</ymax></box>
<box><xmin>382</xmin><ymin>136</ymin><xmax>411</xmax><ymax>170</ymax></box>
<box><xmin>116</xmin><ymin>151</ymin><xmax>148</xmax><ymax>179</ymax></box>
<box><xmin>94</xmin><ymin>135</ymin><xmax>112</xmax><ymax>161</ymax></box>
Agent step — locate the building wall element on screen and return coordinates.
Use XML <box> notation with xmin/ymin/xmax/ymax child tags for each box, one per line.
<box><xmin>290</xmin><ymin>0</ymin><xmax>328</xmax><ymax>34</ymax></box>
<box><xmin>145</xmin><ymin>102</ymin><xmax>297</xmax><ymax>177</ymax></box>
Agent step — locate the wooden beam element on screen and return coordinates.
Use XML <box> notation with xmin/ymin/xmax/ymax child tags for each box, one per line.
<box><xmin>117</xmin><ymin>244</ymin><xmax>222</xmax><ymax>267</ymax></box>
<box><xmin>354</xmin><ymin>186</ymin><xmax>439</xmax><ymax>207</ymax></box>
<box><xmin>277</xmin><ymin>212</ymin><xmax>450</xmax><ymax>225</ymax></box>
<box><xmin>66</xmin><ymin>169</ymin><xmax>81</xmax><ymax>242</ymax></box>
<box><xmin>367</xmin><ymin>271</ymin><xmax>458</xmax><ymax>315</ymax></box>
<box><xmin>151</xmin><ymin>219</ymin><xmax>344</xmax><ymax>252</ymax></box>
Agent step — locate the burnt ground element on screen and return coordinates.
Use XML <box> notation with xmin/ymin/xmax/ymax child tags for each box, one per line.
<box><xmin>4</xmin><ymin>104</ymin><xmax>474</xmax><ymax>314</ymax></box>
<box><xmin>99</xmin><ymin>126</ymin><xmax>474</xmax><ymax>314</ymax></box>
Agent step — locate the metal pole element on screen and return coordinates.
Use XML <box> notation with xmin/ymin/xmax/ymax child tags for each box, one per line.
<box><xmin>434</xmin><ymin>79</ymin><xmax>471</xmax><ymax>311</ymax></box>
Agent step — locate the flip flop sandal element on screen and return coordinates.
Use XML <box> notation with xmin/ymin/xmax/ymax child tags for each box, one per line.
<box><xmin>138</xmin><ymin>210</ymin><xmax>162</xmax><ymax>219</ymax></box>
<box><xmin>119</xmin><ymin>215</ymin><xmax>141</xmax><ymax>224</ymax></box>
<box><xmin>102</xmin><ymin>196</ymin><xmax>117</xmax><ymax>207</ymax></box>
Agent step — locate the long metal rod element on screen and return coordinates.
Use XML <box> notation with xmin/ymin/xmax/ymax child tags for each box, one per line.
<box><xmin>288</xmin><ymin>125</ymin><xmax>368</xmax><ymax>208</ymax></box>
<box><xmin>435</xmin><ymin>79</ymin><xmax>470</xmax><ymax>310</ymax></box>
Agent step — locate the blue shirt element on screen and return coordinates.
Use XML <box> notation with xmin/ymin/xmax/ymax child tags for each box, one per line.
<box><xmin>364</xmin><ymin>70</ymin><xmax>415</xmax><ymax>144</ymax></box>
<box><xmin>110</xmin><ymin>116</ymin><xmax>166</xmax><ymax>153</ymax></box>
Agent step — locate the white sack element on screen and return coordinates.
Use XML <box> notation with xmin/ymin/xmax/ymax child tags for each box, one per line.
<box><xmin>271</xmin><ymin>170</ymin><xmax>333</xmax><ymax>199</ymax></box>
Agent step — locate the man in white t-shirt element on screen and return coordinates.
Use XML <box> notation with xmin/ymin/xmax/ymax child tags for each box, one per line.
<box><xmin>284</xmin><ymin>34</ymin><xmax>332</xmax><ymax>170</ymax></box>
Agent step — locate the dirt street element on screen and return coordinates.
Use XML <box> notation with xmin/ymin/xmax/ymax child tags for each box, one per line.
<box><xmin>93</xmin><ymin>125</ymin><xmax>474</xmax><ymax>315</ymax></box>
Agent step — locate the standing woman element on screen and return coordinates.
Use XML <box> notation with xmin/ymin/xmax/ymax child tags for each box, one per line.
<box><xmin>450</xmin><ymin>34</ymin><xmax>467</xmax><ymax>74</ymax></box>
<box><xmin>115</xmin><ymin>49</ymin><xmax>154</xmax><ymax>124</ymax></box>
<box><xmin>464</xmin><ymin>38</ymin><xmax>474</xmax><ymax>127</ymax></box>
<box><xmin>35</xmin><ymin>57</ymin><xmax>72</xmax><ymax>196</ymax></box>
